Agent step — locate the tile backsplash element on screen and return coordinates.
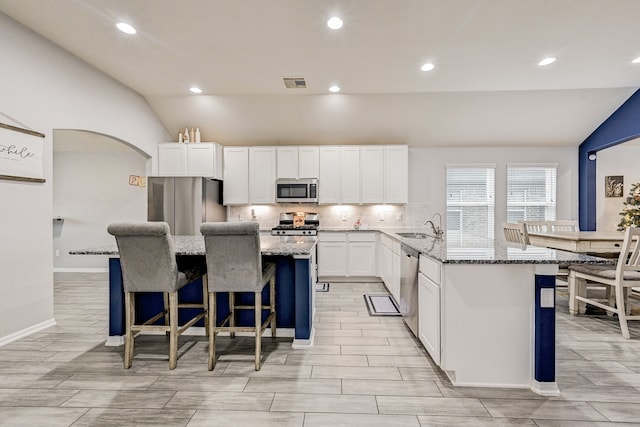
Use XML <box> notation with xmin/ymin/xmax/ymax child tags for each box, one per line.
<box><xmin>227</xmin><ymin>203</ymin><xmax>436</xmax><ymax>229</ymax></box>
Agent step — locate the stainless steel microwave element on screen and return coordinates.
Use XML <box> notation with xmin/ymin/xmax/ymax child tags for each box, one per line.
<box><xmin>275</xmin><ymin>178</ymin><xmax>318</xmax><ymax>203</ymax></box>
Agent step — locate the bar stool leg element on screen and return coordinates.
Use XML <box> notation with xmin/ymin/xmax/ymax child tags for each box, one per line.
<box><xmin>270</xmin><ymin>276</ymin><xmax>276</xmax><ymax>338</ymax></box>
<box><xmin>255</xmin><ymin>291</ymin><xmax>261</xmax><ymax>371</ymax></box>
<box><xmin>124</xmin><ymin>292</ymin><xmax>134</xmax><ymax>369</ymax></box>
<box><xmin>202</xmin><ymin>275</ymin><xmax>209</xmax><ymax>337</ymax></box>
<box><xmin>229</xmin><ymin>292</ymin><xmax>235</xmax><ymax>339</ymax></box>
<box><xmin>168</xmin><ymin>292</ymin><xmax>179</xmax><ymax>370</ymax></box>
<box><xmin>208</xmin><ymin>292</ymin><xmax>217</xmax><ymax>371</ymax></box>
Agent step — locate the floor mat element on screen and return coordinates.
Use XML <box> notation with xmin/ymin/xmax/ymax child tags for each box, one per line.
<box><xmin>363</xmin><ymin>294</ymin><xmax>401</xmax><ymax>316</ymax></box>
<box><xmin>316</xmin><ymin>282</ymin><xmax>330</xmax><ymax>292</ymax></box>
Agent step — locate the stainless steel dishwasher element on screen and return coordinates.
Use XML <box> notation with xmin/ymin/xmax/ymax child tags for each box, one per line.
<box><xmin>399</xmin><ymin>243</ymin><xmax>419</xmax><ymax>336</ymax></box>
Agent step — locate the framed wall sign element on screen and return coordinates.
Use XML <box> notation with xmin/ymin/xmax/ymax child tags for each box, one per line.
<box><xmin>0</xmin><ymin>122</ymin><xmax>46</xmax><ymax>183</ymax></box>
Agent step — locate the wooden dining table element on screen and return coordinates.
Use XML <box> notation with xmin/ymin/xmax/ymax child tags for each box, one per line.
<box><xmin>528</xmin><ymin>230</ymin><xmax>626</xmax><ymax>254</ymax></box>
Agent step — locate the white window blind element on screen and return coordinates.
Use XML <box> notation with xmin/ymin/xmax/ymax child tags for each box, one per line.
<box><xmin>446</xmin><ymin>165</ymin><xmax>495</xmax><ymax>238</ymax></box>
<box><xmin>507</xmin><ymin>165</ymin><xmax>557</xmax><ymax>223</ymax></box>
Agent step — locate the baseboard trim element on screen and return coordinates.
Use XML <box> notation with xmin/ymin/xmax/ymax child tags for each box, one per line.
<box><xmin>318</xmin><ymin>276</ymin><xmax>383</xmax><ymax>283</ymax></box>
<box><xmin>292</xmin><ymin>327</ymin><xmax>316</xmax><ymax>349</ymax></box>
<box><xmin>54</xmin><ymin>268</ymin><xmax>109</xmax><ymax>273</ymax></box>
<box><xmin>0</xmin><ymin>318</ymin><xmax>57</xmax><ymax>347</ymax></box>
<box><xmin>531</xmin><ymin>380</ymin><xmax>560</xmax><ymax>396</ymax></box>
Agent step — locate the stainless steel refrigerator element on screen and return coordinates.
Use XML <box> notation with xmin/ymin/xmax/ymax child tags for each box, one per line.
<box><xmin>148</xmin><ymin>177</ymin><xmax>226</xmax><ymax>235</ymax></box>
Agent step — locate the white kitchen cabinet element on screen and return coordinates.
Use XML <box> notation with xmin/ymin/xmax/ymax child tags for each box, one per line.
<box><xmin>375</xmin><ymin>233</ymin><xmax>399</xmax><ymax>301</ymax></box>
<box><xmin>384</xmin><ymin>145</ymin><xmax>408</xmax><ymax>204</ymax></box>
<box><xmin>223</xmin><ymin>147</ymin><xmax>249</xmax><ymax>205</ymax></box>
<box><xmin>158</xmin><ymin>143</ymin><xmax>222</xmax><ymax>178</ymax></box>
<box><xmin>418</xmin><ymin>271</ymin><xmax>441</xmax><ymax>365</ymax></box>
<box><xmin>249</xmin><ymin>146</ymin><xmax>276</xmax><ymax>204</ymax></box>
<box><xmin>360</xmin><ymin>146</ymin><xmax>385</xmax><ymax>203</ymax></box>
<box><xmin>298</xmin><ymin>146</ymin><xmax>319</xmax><ymax>178</ymax></box>
<box><xmin>318</xmin><ymin>232</ymin><xmax>377</xmax><ymax>277</ymax></box>
<box><xmin>319</xmin><ymin>146</ymin><xmax>341</xmax><ymax>204</ymax></box>
<box><xmin>347</xmin><ymin>232</ymin><xmax>377</xmax><ymax>276</ymax></box>
<box><xmin>158</xmin><ymin>144</ymin><xmax>187</xmax><ymax>176</ymax></box>
<box><xmin>317</xmin><ymin>233</ymin><xmax>347</xmax><ymax>276</ymax></box>
<box><xmin>276</xmin><ymin>146</ymin><xmax>299</xmax><ymax>178</ymax></box>
<box><xmin>277</xmin><ymin>146</ymin><xmax>319</xmax><ymax>179</ymax></box>
<box><xmin>391</xmin><ymin>241</ymin><xmax>401</xmax><ymax>303</ymax></box>
<box><xmin>340</xmin><ymin>146</ymin><xmax>360</xmax><ymax>204</ymax></box>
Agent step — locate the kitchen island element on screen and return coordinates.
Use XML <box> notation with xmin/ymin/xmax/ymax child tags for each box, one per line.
<box><xmin>385</xmin><ymin>229</ymin><xmax>613</xmax><ymax>395</ymax></box>
<box><xmin>70</xmin><ymin>234</ymin><xmax>317</xmax><ymax>349</ymax></box>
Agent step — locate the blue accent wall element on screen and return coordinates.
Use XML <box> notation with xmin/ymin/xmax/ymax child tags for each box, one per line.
<box><xmin>579</xmin><ymin>89</ymin><xmax>640</xmax><ymax>230</ymax></box>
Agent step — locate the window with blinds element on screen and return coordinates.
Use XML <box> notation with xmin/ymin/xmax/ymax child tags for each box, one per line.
<box><xmin>446</xmin><ymin>165</ymin><xmax>495</xmax><ymax>238</ymax></box>
<box><xmin>507</xmin><ymin>165</ymin><xmax>557</xmax><ymax>223</ymax></box>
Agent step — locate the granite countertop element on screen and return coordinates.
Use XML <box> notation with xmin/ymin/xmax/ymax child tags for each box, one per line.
<box><xmin>70</xmin><ymin>235</ymin><xmax>317</xmax><ymax>257</ymax></box>
<box><xmin>319</xmin><ymin>227</ymin><xmax>614</xmax><ymax>265</ymax></box>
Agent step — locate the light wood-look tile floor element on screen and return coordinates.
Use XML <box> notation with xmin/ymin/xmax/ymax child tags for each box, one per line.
<box><xmin>1</xmin><ymin>274</ymin><xmax>640</xmax><ymax>426</ymax></box>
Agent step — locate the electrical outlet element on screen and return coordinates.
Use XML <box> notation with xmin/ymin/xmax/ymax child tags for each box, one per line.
<box><xmin>379</xmin><ymin>212</ymin><xmax>385</xmax><ymax>221</ymax></box>
<box><xmin>396</xmin><ymin>212</ymin><xmax>403</xmax><ymax>221</ymax></box>
<box><xmin>341</xmin><ymin>212</ymin><xmax>347</xmax><ymax>221</ymax></box>
<box><xmin>55</xmin><ymin>250</ymin><xmax>60</xmax><ymax>257</ymax></box>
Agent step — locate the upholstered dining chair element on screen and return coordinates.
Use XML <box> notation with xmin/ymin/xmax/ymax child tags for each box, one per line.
<box><xmin>200</xmin><ymin>221</ymin><xmax>276</xmax><ymax>371</ymax></box>
<box><xmin>503</xmin><ymin>222</ymin><xmax>530</xmax><ymax>245</ymax></box>
<box><xmin>568</xmin><ymin>226</ymin><xmax>640</xmax><ymax>338</ymax></box>
<box><xmin>107</xmin><ymin>222</ymin><xmax>208</xmax><ymax>369</ymax></box>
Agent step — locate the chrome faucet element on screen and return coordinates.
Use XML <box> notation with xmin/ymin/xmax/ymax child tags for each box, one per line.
<box><xmin>424</xmin><ymin>213</ymin><xmax>444</xmax><ymax>238</ymax></box>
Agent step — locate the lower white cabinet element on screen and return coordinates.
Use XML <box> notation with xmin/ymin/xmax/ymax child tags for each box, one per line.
<box><xmin>318</xmin><ymin>232</ymin><xmax>376</xmax><ymax>277</ymax></box>
<box><xmin>418</xmin><ymin>256</ymin><xmax>441</xmax><ymax>366</ymax></box>
<box><xmin>317</xmin><ymin>233</ymin><xmax>347</xmax><ymax>276</ymax></box>
<box><xmin>347</xmin><ymin>233</ymin><xmax>377</xmax><ymax>276</ymax></box>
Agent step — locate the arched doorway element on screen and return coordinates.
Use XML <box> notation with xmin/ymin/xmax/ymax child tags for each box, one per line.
<box><xmin>52</xmin><ymin>130</ymin><xmax>150</xmax><ymax>271</ymax></box>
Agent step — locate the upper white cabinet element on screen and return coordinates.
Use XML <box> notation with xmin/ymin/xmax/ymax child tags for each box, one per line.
<box><xmin>157</xmin><ymin>143</ymin><xmax>222</xmax><ymax>178</ymax></box>
<box><xmin>340</xmin><ymin>146</ymin><xmax>360</xmax><ymax>204</ymax></box>
<box><xmin>298</xmin><ymin>146</ymin><xmax>319</xmax><ymax>178</ymax></box>
<box><xmin>276</xmin><ymin>146</ymin><xmax>299</xmax><ymax>178</ymax></box>
<box><xmin>360</xmin><ymin>146</ymin><xmax>385</xmax><ymax>203</ymax></box>
<box><xmin>223</xmin><ymin>146</ymin><xmax>276</xmax><ymax>205</ymax></box>
<box><xmin>277</xmin><ymin>146</ymin><xmax>319</xmax><ymax>179</ymax></box>
<box><xmin>223</xmin><ymin>147</ymin><xmax>249</xmax><ymax>205</ymax></box>
<box><xmin>384</xmin><ymin>145</ymin><xmax>408</xmax><ymax>204</ymax></box>
<box><xmin>249</xmin><ymin>146</ymin><xmax>276</xmax><ymax>204</ymax></box>
<box><xmin>319</xmin><ymin>146</ymin><xmax>341</xmax><ymax>204</ymax></box>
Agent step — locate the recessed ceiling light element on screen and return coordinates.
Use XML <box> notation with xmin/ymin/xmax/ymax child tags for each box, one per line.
<box><xmin>421</xmin><ymin>63</ymin><xmax>435</xmax><ymax>72</ymax></box>
<box><xmin>327</xmin><ymin>17</ymin><xmax>343</xmax><ymax>30</ymax></box>
<box><xmin>538</xmin><ymin>57</ymin><xmax>557</xmax><ymax>66</ymax></box>
<box><xmin>329</xmin><ymin>85</ymin><xmax>341</xmax><ymax>93</ymax></box>
<box><xmin>189</xmin><ymin>87</ymin><xmax>202</xmax><ymax>94</ymax></box>
<box><xmin>632</xmin><ymin>57</ymin><xmax>640</xmax><ymax>64</ymax></box>
<box><xmin>116</xmin><ymin>22</ymin><xmax>136</xmax><ymax>35</ymax></box>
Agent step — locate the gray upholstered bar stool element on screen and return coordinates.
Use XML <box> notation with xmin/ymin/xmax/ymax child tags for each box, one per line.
<box><xmin>107</xmin><ymin>222</ymin><xmax>208</xmax><ymax>370</ymax></box>
<box><xmin>200</xmin><ymin>222</ymin><xmax>276</xmax><ymax>371</ymax></box>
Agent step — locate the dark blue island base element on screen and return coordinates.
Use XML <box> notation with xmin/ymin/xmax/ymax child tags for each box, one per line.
<box><xmin>107</xmin><ymin>254</ymin><xmax>314</xmax><ymax>348</ymax></box>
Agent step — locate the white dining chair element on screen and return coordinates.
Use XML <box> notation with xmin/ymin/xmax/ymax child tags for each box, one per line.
<box><xmin>503</xmin><ymin>222</ymin><xmax>530</xmax><ymax>245</ymax></box>
<box><xmin>548</xmin><ymin>220</ymin><xmax>579</xmax><ymax>232</ymax></box>
<box><xmin>523</xmin><ymin>220</ymin><xmax>548</xmax><ymax>234</ymax></box>
<box><xmin>568</xmin><ymin>226</ymin><xmax>640</xmax><ymax>338</ymax></box>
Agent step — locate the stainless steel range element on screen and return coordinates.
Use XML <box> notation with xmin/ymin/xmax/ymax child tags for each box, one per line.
<box><xmin>271</xmin><ymin>212</ymin><xmax>319</xmax><ymax>236</ymax></box>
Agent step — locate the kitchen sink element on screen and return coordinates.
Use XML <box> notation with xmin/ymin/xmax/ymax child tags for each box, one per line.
<box><xmin>397</xmin><ymin>232</ymin><xmax>430</xmax><ymax>239</ymax></box>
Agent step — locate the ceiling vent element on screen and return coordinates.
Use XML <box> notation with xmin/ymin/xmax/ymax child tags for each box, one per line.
<box><xmin>283</xmin><ymin>77</ymin><xmax>307</xmax><ymax>89</ymax></box>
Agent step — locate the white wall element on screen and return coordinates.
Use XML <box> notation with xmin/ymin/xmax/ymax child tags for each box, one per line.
<box><xmin>596</xmin><ymin>140</ymin><xmax>640</xmax><ymax>231</ymax></box>
<box><xmin>0</xmin><ymin>13</ymin><xmax>169</xmax><ymax>343</ymax></box>
<box><xmin>53</xmin><ymin>134</ymin><xmax>148</xmax><ymax>270</ymax></box>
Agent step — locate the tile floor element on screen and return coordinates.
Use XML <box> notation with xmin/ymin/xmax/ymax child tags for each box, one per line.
<box><xmin>1</xmin><ymin>274</ymin><xmax>640</xmax><ymax>426</ymax></box>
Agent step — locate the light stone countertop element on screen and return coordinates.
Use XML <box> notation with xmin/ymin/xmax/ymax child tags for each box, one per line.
<box><xmin>319</xmin><ymin>227</ymin><xmax>614</xmax><ymax>266</ymax></box>
<box><xmin>70</xmin><ymin>235</ymin><xmax>317</xmax><ymax>257</ymax></box>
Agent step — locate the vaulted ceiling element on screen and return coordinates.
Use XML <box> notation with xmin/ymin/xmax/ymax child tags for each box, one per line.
<box><xmin>1</xmin><ymin>0</ymin><xmax>639</xmax><ymax>147</ymax></box>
